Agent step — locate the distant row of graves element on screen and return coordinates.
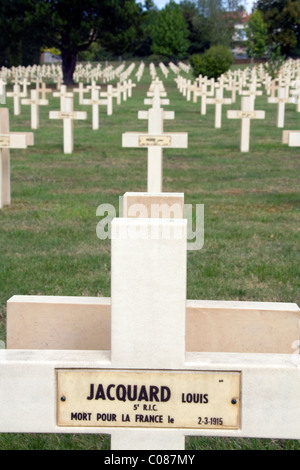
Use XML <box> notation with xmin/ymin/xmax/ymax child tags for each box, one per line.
<box><xmin>1</xmin><ymin>58</ymin><xmax>300</xmax><ymax>209</ymax></box>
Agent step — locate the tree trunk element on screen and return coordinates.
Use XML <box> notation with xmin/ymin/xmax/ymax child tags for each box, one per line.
<box><xmin>61</xmin><ymin>50</ymin><xmax>77</xmax><ymax>85</ymax></box>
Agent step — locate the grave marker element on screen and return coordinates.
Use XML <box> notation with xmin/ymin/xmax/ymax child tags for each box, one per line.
<box><xmin>0</xmin><ymin>108</ymin><xmax>33</xmax><ymax>208</ymax></box>
<box><xmin>206</xmin><ymin>87</ymin><xmax>232</xmax><ymax>128</ymax></box>
<box><xmin>82</xmin><ymin>88</ymin><xmax>107</xmax><ymax>130</ymax></box>
<box><xmin>282</xmin><ymin>129</ymin><xmax>300</xmax><ymax>147</ymax></box>
<box><xmin>1</xmin><ymin>81</ymin><xmax>300</xmax><ymax>451</ymax></box>
<box><xmin>6</xmin><ymin>84</ymin><xmax>26</xmax><ymax>115</ymax></box>
<box><xmin>2</xmin><ymin>205</ymin><xmax>300</xmax><ymax>449</ymax></box>
<box><xmin>74</xmin><ymin>82</ymin><xmax>89</xmax><ymax>105</ymax></box>
<box><xmin>122</xmin><ymin>85</ymin><xmax>187</xmax><ymax>192</ymax></box>
<box><xmin>49</xmin><ymin>96</ymin><xmax>87</xmax><ymax>154</ymax></box>
<box><xmin>21</xmin><ymin>89</ymin><xmax>49</xmax><ymax>129</ymax></box>
<box><xmin>227</xmin><ymin>96</ymin><xmax>265</xmax><ymax>152</ymax></box>
<box><xmin>36</xmin><ymin>81</ymin><xmax>52</xmax><ymax>100</ymax></box>
<box><xmin>53</xmin><ymin>85</ymin><xmax>74</xmax><ymax>110</ymax></box>
<box><xmin>100</xmin><ymin>85</ymin><xmax>118</xmax><ymax>116</ymax></box>
<box><xmin>268</xmin><ymin>86</ymin><xmax>294</xmax><ymax>128</ymax></box>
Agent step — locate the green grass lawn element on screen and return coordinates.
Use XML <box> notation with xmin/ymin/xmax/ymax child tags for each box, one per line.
<box><xmin>0</xmin><ymin>62</ymin><xmax>299</xmax><ymax>450</ymax></box>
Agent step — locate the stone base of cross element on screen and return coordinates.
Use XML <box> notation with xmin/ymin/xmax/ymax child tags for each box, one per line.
<box><xmin>282</xmin><ymin>129</ymin><xmax>300</xmax><ymax>147</ymax></box>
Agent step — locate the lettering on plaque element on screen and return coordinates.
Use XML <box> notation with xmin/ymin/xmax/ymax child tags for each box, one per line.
<box><xmin>58</xmin><ymin>112</ymin><xmax>77</xmax><ymax>119</ymax></box>
<box><xmin>0</xmin><ymin>135</ymin><xmax>10</xmax><ymax>147</ymax></box>
<box><xmin>138</xmin><ymin>135</ymin><xmax>171</xmax><ymax>147</ymax></box>
<box><xmin>236</xmin><ymin>111</ymin><xmax>256</xmax><ymax>119</ymax></box>
<box><xmin>57</xmin><ymin>369</ymin><xmax>241</xmax><ymax>429</ymax></box>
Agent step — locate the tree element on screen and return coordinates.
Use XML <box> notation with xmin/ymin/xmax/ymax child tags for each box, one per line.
<box><xmin>134</xmin><ymin>0</ymin><xmax>158</xmax><ymax>57</ymax></box>
<box><xmin>245</xmin><ymin>9</ymin><xmax>268</xmax><ymax>60</ymax></box>
<box><xmin>256</xmin><ymin>0</ymin><xmax>300</xmax><ymax>56</ymax></box>
<box><xmin>151</xmin><ymin>0</ymin><xmax>190</xmax><ymax>59</ymax></box>
<box><xmin>190</xmin><ymin>44</ymin><xmax>233</xmax><ymax>78</ymax></box>
<box><xmin>0</xmin><ymin>0</ymin><xmax>40</xmax><ymax>67</ymax></box>
<box><xmin>179</xmin><ymin>0</ymin><xmax>211</xmax><ymax>54</ymax></box>
<box><xmin>194</xmin><ymin>0</ymin><xmax>245</xmax><ymax>49</ymax></box>
<box><xmin>23</xmin><ymin>0</ymin><xmax>143</xmax><ymax>84</ymax></box>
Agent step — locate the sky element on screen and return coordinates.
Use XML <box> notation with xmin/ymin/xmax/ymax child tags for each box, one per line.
<box><xmin>154</xmin><ymin>0</ymin><xmax>256</xmax><ymax>13</ymax></box>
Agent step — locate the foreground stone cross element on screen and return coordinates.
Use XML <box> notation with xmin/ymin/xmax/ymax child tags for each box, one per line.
<box><xmin>1</xmin><ymin>95</ymin><xmax>300</xmax><ymax>451</ymax></box>
<box><xmin>0</xmin><ymin>108</ymin><xmax>34</xmax><ymax>208</ymax></box>
<box><xmin>49</xmin><ymin>96</ymin><xmax>87</xmax><ymax>154</ymax></box>
<box><xmin>227</xmin><ymin>96</ymin><xmax>265</xmax><ymax>152</ymax></box>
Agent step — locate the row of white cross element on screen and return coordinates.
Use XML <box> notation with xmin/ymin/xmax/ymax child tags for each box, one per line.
<box><xmin>0</xmin><ymin>75</ymin><xmax>299</xmax><ymax>451</ymax></box>
<box><xmin>177</xmin><ymin>74</ymin><xmax>300</xmax><ymax>151</ymax></box>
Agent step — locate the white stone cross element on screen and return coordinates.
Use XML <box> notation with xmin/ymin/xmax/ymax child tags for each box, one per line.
<box><xmin>21</xmin><ymin>89</ymin><xmax>49</xmax><ymax>129</ymax></box>
<box><xmin>193</xmin><ymin>79</ymin><xmax>214</xmax><ymax>114</ymax></box>
<box><xmin>73</xmin><ymin>82</ymin><xmax>89</xmax><ymax>105</ymax></box>
<box><xmin>53</xmin><ymin>85</ymin><xmax>74</xmax><ymax>111</ymax></box>
<box><xmin>268</xmin><ymin>86</ymin><xmax>294</xmax><ymax>128</ymax></box>
<box><xmin>6</xmin><ymin>84</ymin><xmax>26</xmax><ymax>115</ymax></box>
<box><xmin>82</xmin><ymin>88</ymin><xmax>108</xmax><ymax>130</ymax></box>
<box><xmin>100</xmin><ymin>85</ymin><xmax>118</xmax><ymax>116</ymax></box>
<box><xmin>1</xmin><ymin>95</ymin><xmax>300</xmax><ymax>451</ymax></box>
<box><xmin>122</xmin><ymin>86</ymin><xmax>187</xmax><ymax>192</ymax></box>
<box><xmin>19</xmin><ymin>78</ymin><xmax>31</xmax><ymax>97</ymax></box>
<box><xmin>49</xmin><ymin>96</ymin><xmax>87</xmax><ymax>154</ymax></box>
<box><xmin>144</xmin><ymin>85</ymin><xmax>169</xmax><ymax>109</ymax></box>
<box><xmin>206</xmin><ymin>87</ymin><xmax>232</xmax><ymax>128</ymax></box>
<box><xmin>125</xmin><ymin>79</ymin><xmax>136</xmax><ymax>98</ymax></box>
<box><xmin>227</xmin><ymin>96</ymin><xmax>265</xmax><ymax>152</ymax></box>
<box><xmin>2</xmin><ymin>196</ymin><xmax>300</xmax><ymax>449</ymax></box>
<box><xmin>137</xmin><ymin>103</ymin><xmax>175</xmax><ymax>192</ymax></box>
<box><xmin>36</xmin><ymin>81</ymin><xmax>52</xmax><ymax>100</ymax></box>
<box><xmin>0</xmin><ymin>79</ymin><xmax>6</xmax><ymax>104</ymax></box>
<box><xmin>86</xmin><ymin>80</ymin><xmax>101</xmax><ymax>96</ymax></box>
<box><xmin>240</xmin><ymin>81</ymin><xmax>262</xmax><ymax>109</ymax></box>
<box><xmin>0</xmin><ymin>108</ymin><xmax>33</xmax><ymax>208</ymax></box>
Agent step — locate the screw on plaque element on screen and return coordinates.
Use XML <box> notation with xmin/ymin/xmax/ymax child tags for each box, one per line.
<box><xmin>231</xmin><ymin>398</ymin><xmax>237</xmax><ymax>405</ymax></box>
<box><xmin>60</xmin><ymin>396</ymin><xmax>66</xmax><ymax>402</ymax></box>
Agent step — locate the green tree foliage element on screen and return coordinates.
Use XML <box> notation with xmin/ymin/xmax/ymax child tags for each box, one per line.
<box><xmin>190</xmin><ymin>45</ymin><xmax>233</xmax><ymax>79</ymax></box>
<box><xmin>151</xmin><ymin>0</ymin><xmax>190</xmax><ymax>59</ymax></box>
<box><xmin>0</xmin><ymin>0</ymin><xmax>40</xmax><ymax>66</ymax></box>
<box><xmin>256</xmin><ymin>0</ymin><xmax>300</xmax><ymax>56</ymax></box>
<box><xmin>5</xmin><ymin>0</ymin><xmax>143</xmax><ymax>83</ymax></box>
<box><xmin>245</xmin><ymin>9</ymin><xmax>268</xmax><ymax>60</ymax></box>
<box><xmin>180</xmin><ymin>0</ymin><xmax>245</xmax><ymax>53</ymax></box>
<box><xmin>31</xmin><ymin>0</ymin><xmax>143</xmax><ymax>83</ymax></box>
<box><xmin>134</xmin><ymin>0</ymin><xmax>158</xmax><ymax>57</ymax></box>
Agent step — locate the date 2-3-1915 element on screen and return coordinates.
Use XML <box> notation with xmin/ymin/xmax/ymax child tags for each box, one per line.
<box><xmin>198</xmin><ymin>417</ymin><xmax>223</xmax><ymax>425</ymax></box>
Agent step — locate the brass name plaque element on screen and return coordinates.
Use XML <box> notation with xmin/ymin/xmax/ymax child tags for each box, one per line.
<box><xmin>58</xmin><ymin>112</ymin><xmax>77</xmax><ymax>119</ymax></box>
<box><xmin>0</xmin><ymin>135</ymin><xmax>10</xmax><ymax>147</ymax></box>
<box><xmin>236</xmin><ymin>111</ymin><xmax>256</xmax><ymax>119</ymax></box>
<box><xmin>57</xmin><ymin>370</ymin><xmax>240</xmax><ymax>429</ymax></box>
<box><xmin>138</xmin><ymin>135</ymin><xmax>171</xmax><ymax>147</ymax></box>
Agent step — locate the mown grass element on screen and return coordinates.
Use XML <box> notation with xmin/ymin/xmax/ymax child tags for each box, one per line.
<box><xmin>0</xmin><ymin>62</ymin><xmax>299</xmax><ymax>450</ymax></box>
